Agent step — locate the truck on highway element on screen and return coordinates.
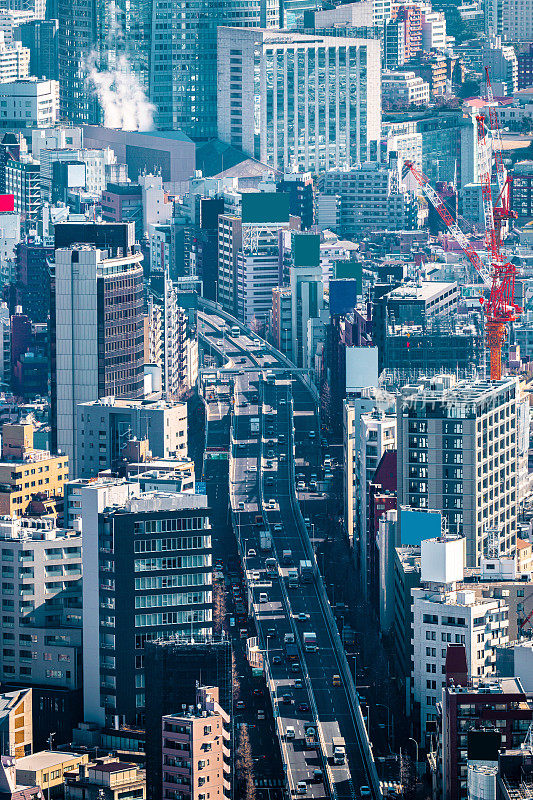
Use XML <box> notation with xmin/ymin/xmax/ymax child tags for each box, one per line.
<box><xmin>285</xmin><ymin>643</ymin><xmax>298</xmax><ymax>661</ymax></box>
<box><xmin>260</xmin><ymin>530</ymin><xmax>272</xmax><ymax>551</ymax></box>
<box><xmin>299</xmin><ymin>560</ymin><xmax>313</xmax><ymax>583</ymax></box>
<box><xmin>332</xmin><ymin>737</ymin><xmax>346</xmax><ymax>765</ymax></box>
<box><xmin>287</xmin><ymin>567</ymin><xmax>299</xmax><ymax>588</ymax></box>
<box><xmin>231</xmin><ymin>325</ymin><xmax>240</xmax><ymax>337</ymax></box>
<box><xmin>265</xmin><ymin>557</ymin><xmax>277</xmax><ymax>574</ymax></box>
<box><xmin>305</xmin><ymin>726</ymin><xmax>318</xmax><ymax>749</ymax></box>
<box><xmin>303</xmin><ymin>631</ymin><xmax>318</xmax><ymax>652</ymax></box>
<box><xmin>250</xmin><ymin>417</ymin><xmax>260</xmax><ymax>434</ymax></box>
<box><xmin>282</xmin><ymin>549</ymin><xmax>292</xmax><ymax>565</ymax></box>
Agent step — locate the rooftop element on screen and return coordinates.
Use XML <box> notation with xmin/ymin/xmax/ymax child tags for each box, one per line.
<box><xmin>386</xmin><ymin>281</ymin><xmax>457</xmax><ymax>302</ymax></box>
<box><xmin>89</xmin><ymin>761</ymin><xmax>137</xmax><ymax>774</ymax></box>
<box><xmin>15</xmin><ymin>751</ymin><xmax>84</xmax><ymax>771</ymax></box>
<box><xmin>0</xmin><ymin>689</ymin><xmax>29</xmax><ymax>718</ymax></box>
<box><xmin>78</xmin><ymin>396</ymin><xmax>184</xmax><ymax>411</ymax></box>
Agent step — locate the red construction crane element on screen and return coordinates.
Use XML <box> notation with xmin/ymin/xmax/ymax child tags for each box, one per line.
<box><xmin>484</xmin><ymin>66</ymin><xmax>517</xmax><ymax>246</ymax></box>
<box><xmin>405</xmin><ymin>156</ymin><xmax>520</xmax><ymax>380</ymax></box>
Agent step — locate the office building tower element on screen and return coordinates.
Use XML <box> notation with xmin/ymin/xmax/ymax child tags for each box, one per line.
<box><xmin>0</xmin><ymin>516</ymin><xmax>82</xmax><ymax>748</ymax></box>
<box><xmin>397</xmin><ymin>375</ymin><xmax>519</xmax><ymax>568</ymax></box>
<box><xmin>144</xmin><ymin>637</ymin><xmax>232</xmax><ymax>800</ymax></box>
<box><xmin>284</xmin><ymin>232</ymin><xmax>325</xmax><ymax>368</ymax></box>
<box><xmin>50</xmin><ymin>222</ymin><xmax>144</xmax><ymax>468</ymax></box>
<box><xmin>6</xmin><ymin>160</ymin><xmax>40</xmax><ymax>227</ymax></box>
<box><xmin>151</xmin><ymin>0</ymin><xmax>278</xmax><ymax>138</ymax></box>
<box><xmin>518</xmin><ymin>44</ymin><xmax>533</xmax><ymax>89</ymax></box>
<box><xmin>217</xmin><ymin>27</ymin><xmax>381</xmax><ymax>173</ymax></box>
<box><xmin>81</xmin><ymin>480</ymin><xmax>212</xmax><ymax>728</ymax></box>
<box><xmin>412</xmin><ymin>536</ymin><xmax>510</xmax><ymax>741</ymax></box>
<box><xmin>75</xmin><ymin>397</ymin><xmax>188</xmax><ymax>479</ymax></box>
<box><xmin>319</xmin><ymin>160</ymin><xmax>419</xmax><ymax>238</ymax></box>
<box><xmin>218</xmin><ymin>191</ymin><xmax>299</xmax><ymax>326</ymax></box>
<box><xmin>14</xmin><ymin>19</ymin><xmax>58</xmax><ymax>80</ymax></box>
<box><xmin>14</xmin><ymin>240</ymin><xmax>54</xmax><ymax>323</ymax></box>
<box><xmin>161</xmin><ymin>686</ymin><xmax>231</xmax><ymax>800</ymax></box>
<box><xmin>276</xmin><ymin>172</ymin><xmax>315</xmax><ymax>230</ymax></box>
<box><xmin>485</xmin><ymin>0</ymin><xmax>533</xmax><ymax>41</ymax></box>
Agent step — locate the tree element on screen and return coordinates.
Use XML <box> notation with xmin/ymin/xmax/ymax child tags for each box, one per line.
<box><xmin>456</xmin><ymin>79</ymin><xmax>481</xmax><ymax>99</ymax></box>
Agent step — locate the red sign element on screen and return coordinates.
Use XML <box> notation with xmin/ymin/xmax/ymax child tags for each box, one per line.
<box><xmin>0</xmin><ymin>195</ymin><xmax>14</xmax><ymax>212</ymax></box>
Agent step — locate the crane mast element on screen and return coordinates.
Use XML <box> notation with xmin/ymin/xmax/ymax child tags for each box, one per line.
<box><xmin>404</xmin><ymin>76</ymin><xmax>521</xmax><ymax>380</ymax></box>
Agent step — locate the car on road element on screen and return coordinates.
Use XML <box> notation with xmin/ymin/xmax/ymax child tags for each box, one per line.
<box><xmin>285</xmin><ymin>726</ymin><xmax>295</xmax><ymax>740</ymax></box>
<box><xmin>257</xmin><ymin>710</ymin><xmax>265</xmax><ymax>720</ymax></box>
<box><xmin>312</xmin><ymin>770</ymin><xmax>323</xmax><ymax>783</ymax></box>
<box><xmin>247</xmin><ymin>548</ymin><xmax>257</xmax><ymax>557</ymax></box>
<box><xmin>294</xmin><ymin>678</ymin><xmax>303</xmax><ymax>689</ymax></box>
<box><xmin>296</xmin><ymin>613</ymin><xmax>309</xmax><ymax>621</ymax></box>
<box><xmin>296</xmin><ymin>781</ymin><xmax>307</xmax><ymax>795</ymax></box>
<box><xmin>282</xmin><ymin>693</ymin><xmax>293</xmax><ymax>705</ymax></box>
<box><xmin>236</xmin><ymin>700</ymin><xmax>245</xmax><ymax>709</ymax></box>
<box><xmin>272</xmin><ymin>655</ymin><xmax>282</xmax><ymax>664</ymax></box>
<box><xmin>266</xmin><ymin>628</ymin><xmax>277</xmax><ymax>638</ymax></box>
<box><xmin>360</xmin><ymin>788</ymin><xmax>371</xmax><ymax>798</ymax></box>
<box><xmin>297</xmin><ymin>702</ymin><xmax>309</xmax><ymax>713</ymax></box>
<box><xmin>253</xmin><ymin>688</ymin><xmax>263</xmax><ymax>696</ymax></box>
<box><xmin>291</xmin><ymin>662</ymin><xmax>301</xmax><ymax>673</ymax></box>
<box><xmin>332</xmin><ymin>674</ymin><xmax>341</xmax><ymax>686</ymax></box>
<box><xmin>297</xmin><ymin>481</ymin><xmax>306</xmax><ymax>490</ymax></box>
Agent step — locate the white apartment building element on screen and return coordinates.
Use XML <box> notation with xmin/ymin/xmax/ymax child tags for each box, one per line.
<box><xmin>217</xmin><ymin>27</ymin><xmax>381</xmax><ymax>173</ymax></box>
<box><xmin>0</xmin><ymin>36</ymin><xmax>29</xmax><ymax>81</ymax></box>
<box><xmin>397</xmin><ymin>374</ymin><xmax>519</xmax><ymax>569</ymax></box>
<box><xmin>0</xmin><ymin>516</ymin><xmax>82</xmax><ymax>691</ymax></box>
<box><xmin>81</xmin><ymin>148</ymin><xmax>118</xmax><ymax>197</ymax></box>
<box><xmin>31</xmin><ymin>126</ymin><xmax>83</xmax><ymax>160</ymax></box>
<box><xmin>421</xmin><ymin>10</ymin><xmax>446</xmax><ymax>50</ymax></box>
<box><xmin>138</xmin><ymin>173</ymin><xmax>172</xmax><ymax>235</ymax></box>
<box><xmin>382</xmin><ymin>71</ymin><xmax>430</xmax><ymax>106</ymax></box>
<box><xmin>412</xmin><ymin>535</ymin><xmax>509</xmax><ymax>739</ymax></box>
<box><xmin>0</xmin><ymin>78</ymin><xmax>58</xmax><ymax>133</ymax></box>
<box><xmin>319</xmin><ymin>160</ymin><xmax>419</xmax><ymax>237</ymax></box>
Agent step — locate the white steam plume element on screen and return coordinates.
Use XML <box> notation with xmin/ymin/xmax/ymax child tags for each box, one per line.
<box><xmin>84</xmin><ymin>5</ymin><xmax>155</xmax><ymax>132</ymax></box>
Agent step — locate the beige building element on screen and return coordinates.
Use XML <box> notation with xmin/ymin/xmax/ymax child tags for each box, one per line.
<box><xmin>0</xmin><ymin>423</ymin><xmax>68</xmax><ymax>519</ymax></box>
<box><xmin>0</xmin><ymin>689</ymin><xmax>32</xmax><ymax>759</ymax></box>
<box><xmin>64</xmin><ymin>758</ymin><xmax>146</xmax><ymax>800</ymax></box>
<box><xmin>16</xmin><ymin>751</ymin><xmax>89</xmax><ymax>794</ymax></box>
<box><xmin>162</xmin><ymin>686</ymin><xmax>231</xmax><ymax>800</ymax></box>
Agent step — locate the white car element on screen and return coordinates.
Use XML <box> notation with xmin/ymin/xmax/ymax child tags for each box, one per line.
<box><xmin>296</xmin><ymin>781</ymin><xmax>307</xmax><ymax>795</ymax></box>
<box><xmin>247</xmin><ymin>549</ymin><xmax>257</xmax><ymax>558</ymax></box>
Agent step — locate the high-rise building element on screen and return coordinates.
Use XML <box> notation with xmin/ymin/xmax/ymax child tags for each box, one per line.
<box><xmin>485</xmin><ymin>0</ymin><xmax>533</xmax><ymax>41</ymax></box>
<box><xmin>50</xmin><ymin>222</ymin><xmax>145</xmax><ymax>468</ymax></box>
<box><xmin>217</xmin><ymin>27</ymin><xmax>381</xmax><ymax>173</ymax></box>
<box><xmin>396</xmin><ymin>374</ymin><xmax>519</xmax><ymax>567</ymax></box>
<box><xmin>75</xmin><ymin>397</ymin><xmax>188</xmax><ymax>479</ymax></box>
<box><xmin>14</xmin><ymin>19</ymin><xmax>58</xmax><ymax>80</ymax></box>
<box><xmin>0</xmin><ymin>516</ymin><xmax>82</xmax><ymax>748</ymax></box>
<box><xmin>144</xmin><ymin>638</ymin><xmax>232</xmax><ymax>800</ymax></box>
<box><xmin>412</xmin><ymin>535</ymin><xmax>510</xmax><ymax>741</ymax></box>
<box><xmin>14</xmin><ymin>240</ymin><xmax>54</xmax><ymax>323</ymax></box>
<box><xmin>6</xmin><ymin>160</ymin><xmax>41</xmax><ymax>227</ymax></box>
<box><xmin>218</xmin><ymin>191</ymin><xmax>299</xmax><ymax>325</ymax></box>
<box><xmin>81</xmin><ymin>481</ymin><xmax>212</xmax><ymax>728</ymax></box>
<box><xmin>161</xmin><ymin>686</ymin><xmax>231</xmax><ymax>800</ymax></box>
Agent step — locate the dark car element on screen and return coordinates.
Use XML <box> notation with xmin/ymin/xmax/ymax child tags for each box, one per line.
<box><xmin>297</xmin><ymin>702</ymin><xmax>310</xmax><ymax>713</ymax></box>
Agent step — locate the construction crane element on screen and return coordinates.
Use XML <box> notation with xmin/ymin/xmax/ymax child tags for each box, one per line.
<box><xmin>484</xmin><ymin>66</ymin><xmax>517</xmax><ymax>247</ymax></box>
<box><xmin>405</xmin><ymin>92</ymin><xmax>521</xmax><ymax>379</ymax></box>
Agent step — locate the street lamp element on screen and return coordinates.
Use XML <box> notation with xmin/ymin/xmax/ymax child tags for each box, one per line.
<box><xmin>408</xmin><ymin>736</ymin><xmax>419</xmax><ymax>766</ymax></box>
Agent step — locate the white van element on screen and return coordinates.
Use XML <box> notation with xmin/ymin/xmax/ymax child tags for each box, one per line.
<box><xmin>259</xmin><ymin>592</ymin><xmax>268</xmax><ymax>603</ymax></box>
<box><xmin>285</xmin><ymin>726</ymin><xmax>295</xmax><ymax>740</ymax></box>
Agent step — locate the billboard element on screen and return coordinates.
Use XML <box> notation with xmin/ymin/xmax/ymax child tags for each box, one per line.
<box><xmin>345</xmin><ymin>346</ymin><xmax>379</xmax><ymax>392</ymax></box>
<box><xmin>335</xmin><ymin>259</ymin><xmax>362</xmax><ymax>293</ymax></box>
<box><xmin>399</xmin><ymin>507</ymin><xmax>442</xmax><ymax>546</ymax></box>
<box><xmin>0</xmin><ymin>194</ymin><xmax>14</xmax><ymax>212</ymax></box>
<box><xmin>292</xmin><ymin>233</ymin><xmax>320</xmax><ymax>267</ymax></box>
<box><xmin>329</xmin><ymin>278</ymin><xmax>359</xmax><ymax>316</ymax></box>
<box><xmin>241</xmin><ymin>192</ymin><xmax>290</xmax><ymax>224</ymax></box>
